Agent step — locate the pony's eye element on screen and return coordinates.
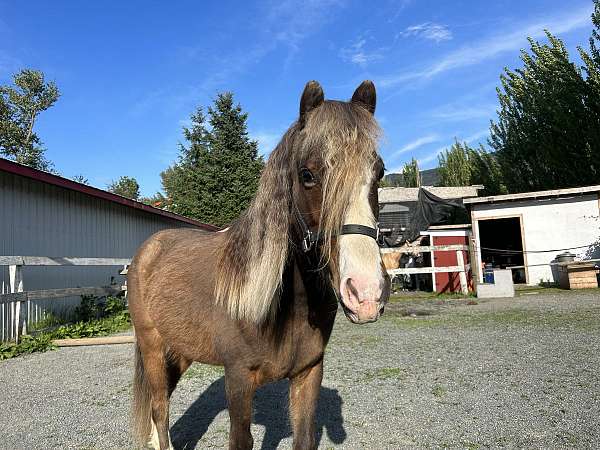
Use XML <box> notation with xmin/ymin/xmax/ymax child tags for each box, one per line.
<box><xmin>378</xmin><ymin>166</ymin><xmax>385</xmax><ymax>180</ymax></box>
<box><xmin>299</xmin><ymin>167</ymin><xmax>317</xmax><ymax>188</ymax></box>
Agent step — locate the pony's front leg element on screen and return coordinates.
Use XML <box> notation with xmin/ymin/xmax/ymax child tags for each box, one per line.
<box><xmin>225</xmin><ymin>368</ymin><xmax>257</xmax><ymax>450</ymax></box>
<box><xmin>289</xmin><ymin>360</ymin><xmax>324</xmax><ymax>450</ymax></box>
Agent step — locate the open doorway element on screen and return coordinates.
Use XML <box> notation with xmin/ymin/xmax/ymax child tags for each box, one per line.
<box><xmin>477</xmin><ymin>216</ymin><xmax>528</xmax><ymax>284</ymax></box>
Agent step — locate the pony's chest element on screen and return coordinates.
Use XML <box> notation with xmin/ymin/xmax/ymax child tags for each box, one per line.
<box><xmin>256</xmin><ymin>317</ymin><xmax>334</xmax><ymax>382</ymax></box>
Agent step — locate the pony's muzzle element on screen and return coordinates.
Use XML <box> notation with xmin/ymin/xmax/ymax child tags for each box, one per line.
<box><xmin>340</xmin><ymin>275</ymin><xmax>386</xmax><ymax>324</ymax></box>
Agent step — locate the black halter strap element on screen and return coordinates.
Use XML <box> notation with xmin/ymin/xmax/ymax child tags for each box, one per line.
<box><xmin>293</xmin><ymin>203</ymin><xmax>379</xmax><ymax>253</ymax></box>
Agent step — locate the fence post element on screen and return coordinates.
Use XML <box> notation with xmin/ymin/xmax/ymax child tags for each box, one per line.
<box><xmin>456</xmin><ymin>250</ymin><xmax>469</xmax><ymax>296</ymax></box>
<box><xmin>9</xmin><ymin>264</ymin><xmax>24</xmax><ymax>343</ymax></box>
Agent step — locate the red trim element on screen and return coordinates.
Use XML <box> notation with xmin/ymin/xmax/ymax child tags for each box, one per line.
<box><xmin>0</xmin><ymin>158</ymin><xmax>219</xmax><ymax>231</ymax></box>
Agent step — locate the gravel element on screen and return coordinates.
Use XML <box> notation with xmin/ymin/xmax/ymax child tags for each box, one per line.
<box><xmin>1</xmin><ymin>290</ymin><xmax>599</xmax><ymax>449</ymax></box>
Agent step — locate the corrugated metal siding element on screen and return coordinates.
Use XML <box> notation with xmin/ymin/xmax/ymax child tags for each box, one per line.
<box><xmin>0</xmin><ymin>170</ymin><xmax>197</xmax><ymax>338</ymax></box>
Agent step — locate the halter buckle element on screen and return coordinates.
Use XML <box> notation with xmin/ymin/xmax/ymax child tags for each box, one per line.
<box><xmin>302</xmin><ymin>231</ymin><xmax>313</xmax><ymax>252</ymax></box>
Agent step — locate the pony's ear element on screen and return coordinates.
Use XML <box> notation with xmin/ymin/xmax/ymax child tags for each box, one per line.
<box><xmin>351</xmin><ymin>80</ymin><xmax>376</xmax><ymax>114</ymax></box>
<box><xmin>299</xmin><ymin>80</ymin><xmax>324</xmax><ymax>125</ymax></box>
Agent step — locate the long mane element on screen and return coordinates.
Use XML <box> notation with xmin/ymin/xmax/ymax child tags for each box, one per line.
<box><xmin>215</xmin><ymin>100</ymin><xmax>380</xmax><ymax>324</ymax></box>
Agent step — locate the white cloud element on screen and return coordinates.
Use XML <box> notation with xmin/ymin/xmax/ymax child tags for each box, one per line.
<box><xmin>399</xmin><ymin>22</ymin><xmax>452</xmax><ymax>42</ymax></box>
<box><xmin>339</xmin><ymin>37</ymin><xmax>384</xmax><ymax>67</ymax></box>
<box><xmin>388</xmin><ymin>0</ymin><xmax>413</xmax><ymax>23</ymax></box>
<box><xmin>130</xmin><ymin>0</ymin><xmax>345</xmax><ymax>115</ymax></box>
<box><xmin>379</xmin><ymin>4</ymin><xmax>593</xmax><ymax>89</ymax></box>
<box><xmin>429</xmin><ymin>104</ymin><xmax>496</xmax><ymax>122</ymax></box>
<box><xmin>267</xmin><ymin>0</ymin><xmax>346</xmax><ymax>67</ymax></box>
<box><xmin>391</xmin><ymin>134</ymin><xmax>439</xmax><ymax>159</ymax></box>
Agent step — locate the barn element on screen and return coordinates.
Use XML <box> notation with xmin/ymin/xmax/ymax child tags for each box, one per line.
<box><xmin>0</xmin><ymin>158</ymin><xmax>217</xmax><ymax>339</ymax></box>
<box><xmin>465</xmin><ymin>185</ymin><xmax>600</xmax><ymax>286</ymax></box>
<box><xmin>378</xmin><ymin>185</ymin><xmax>482</xmax><ymax>237</ymax></box>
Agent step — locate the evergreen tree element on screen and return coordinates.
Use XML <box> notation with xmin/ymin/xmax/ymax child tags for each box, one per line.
<box><xmin>108</xmin><ymin>176</ymin><xmax>140</xmax><ymax>200</ymax></box>
<box><xmin>162</xmin><ymin>93</ymin><xmax>264</xmax><ymax>226</ymax></box>
<box><xmin>0</xmin><ymin>69</ymin><xmax>59</xmax><ymax>171</ymax></box>
<box><xmin>402</xmin><ymin>158</ymin><xmax>421</xmax><ymax>187</ymax></box>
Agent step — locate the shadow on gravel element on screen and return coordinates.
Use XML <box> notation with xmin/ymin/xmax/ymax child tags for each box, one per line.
<box><xmin>171</xmin><ymin>377</ymin><xmax>346</xmax><ymax>450</ymax></box>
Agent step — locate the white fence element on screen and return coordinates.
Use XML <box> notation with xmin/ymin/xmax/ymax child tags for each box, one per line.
<box><xmin>381</xmin><ymin>244</ymin><xmax>471</xmax><ymax>295</ymax></box>
<box><xmin>0</xmin><ymin>256</ymin><xmax>130</xmax><ymax>343</ymax></box>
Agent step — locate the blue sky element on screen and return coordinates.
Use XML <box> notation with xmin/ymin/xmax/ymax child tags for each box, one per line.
<box><xmin>0</xmin><ymin>0</ymin><xmax>596</xmax><ymax>196</ymax></box>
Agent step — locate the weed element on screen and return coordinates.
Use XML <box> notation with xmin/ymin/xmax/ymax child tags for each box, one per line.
<box><xmin>74</xmin><ymin>295</ymin><xmax>100</xmax><ymax>322</ymax></box>
<box><xmin>1</xmin><ymin>296</ymin><xmax>131</xmax><ymax>361</ymax></box>
<box><xmin>183</xmin><ymin>363</ymin><xmax>225</xmax><ymax>380</ymax></box>
<box><xmin>28</xmin><ymin>312</ymin><xmax>68</xmax><ymax>332</ymax></box>
<box><xmin>432</xmin><ymin>384</ymin><xmax>447</xmax><ymax>397</ymax></box>
<box><xmin>0</xmin><ymin>334</ymin><xmax>56</xmax><ymax>360</ymax></box>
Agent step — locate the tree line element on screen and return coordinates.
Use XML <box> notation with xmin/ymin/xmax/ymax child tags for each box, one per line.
<box><xmin>0</xmin><ymin>69</ymin><xmax>263</xmax><ymax>226</ymax></box>
<box><xmin>389</xmin><ymin>0</ymin><xmax>600</xmax><ymax>194</ymax></box>
<box><xmin>1</xmin><ymin>1</ymin><xmax>600</xmax><ymax>225</ymax></box>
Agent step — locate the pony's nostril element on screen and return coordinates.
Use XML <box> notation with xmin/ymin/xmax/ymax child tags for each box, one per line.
<box><xmin>345</xmin><ymin>278</ymin><xmax>360</xmax><ymax>301</ymax></box>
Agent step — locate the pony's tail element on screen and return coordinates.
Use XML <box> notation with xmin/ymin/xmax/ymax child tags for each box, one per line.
<box><xmin>131</xmin><ymin>341</ymin><xmax>152</xmax><ymax>446</ymax></box>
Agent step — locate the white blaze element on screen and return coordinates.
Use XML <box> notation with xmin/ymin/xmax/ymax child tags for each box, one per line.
<box><xmin>338</xmin><ymin>173</ymin><xmax>383</xmax><ymax>303</ymax></box>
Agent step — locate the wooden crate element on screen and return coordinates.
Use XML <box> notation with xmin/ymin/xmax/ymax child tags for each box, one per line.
<box><xmin>565</xmin><ymin>263</ymin><xmax>599</xmax><ymax>289</ymax></box>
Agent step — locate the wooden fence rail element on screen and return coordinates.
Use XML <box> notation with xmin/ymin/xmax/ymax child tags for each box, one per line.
<box><xmin>381</xmin><ymin>245</ymin><xmax>470</xmax><ymax>295</ymax></box>
<box><xmin>0</xmin><ymin>256</ymin><xmax>131</xmax><ymax>343</ymax></box>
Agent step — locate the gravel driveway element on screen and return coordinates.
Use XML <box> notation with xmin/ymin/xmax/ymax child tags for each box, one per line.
<box><xmin>1</xmin><ymin>290</ymin><xmax>599</xmax><ymax>449</ymax></box>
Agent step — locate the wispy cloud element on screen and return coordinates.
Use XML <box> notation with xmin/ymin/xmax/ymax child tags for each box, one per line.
<box><xmin>429</xmin><ymin>104</ymin><xmax>497</xmax><ymax>122</ymax></box>
<box><xmin>387</xmin><ymin>0</ymin><xmax>413</xmax><ymax>23</ymax></box>
<box><xmin>266</xmin><ymin>0</ymin><xmax>345</xmax><ymax>67</ymax></box>
<box><xmin>391</xmin><ymin>134</ymin><xmax>439</xmax><ymax>159</ymax></box>
<box><xmin>339</xmin><ymin>36</ymin><xmax>384</xmax><ymax>67</ymax></box>
<box><xmin>398</xmin><ymin>22</ymin><xmax>452</xmax><ymax>42</ymax></box>
<box><xmin>130</xmin><ymin>0</ymin><xmax>345</xmax><ymax>116</ymax></box>
<box><xmin>379</xmin><ymin>4</ymin><xmax>593</xmax><ymax>89</ymax></box>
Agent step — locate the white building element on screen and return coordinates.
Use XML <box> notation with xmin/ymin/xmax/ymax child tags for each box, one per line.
<box><xmin>464</xmin><ymin>185</ymin><xmax>600</xmax><ymax>285</ymax></box>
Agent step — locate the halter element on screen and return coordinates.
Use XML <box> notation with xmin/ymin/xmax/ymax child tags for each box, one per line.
<box><xmin>293</xmin><ymin>203</ymin><xmax>379</xmax><ymax>252</ymax></box>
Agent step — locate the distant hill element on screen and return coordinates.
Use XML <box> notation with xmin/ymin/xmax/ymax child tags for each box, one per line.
<box><xmin>384</xmin><ymin>168</ymin><xmax>440</xmax><ymax>187</ymax></box>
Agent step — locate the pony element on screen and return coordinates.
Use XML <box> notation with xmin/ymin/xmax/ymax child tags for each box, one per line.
<box><xmin>128</xmin><ymin>80</ymin><xmax>390</xmax><ymax>450</ymax></box>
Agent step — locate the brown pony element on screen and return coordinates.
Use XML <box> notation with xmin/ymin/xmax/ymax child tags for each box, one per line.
<box><xmin>128</xmin><ymin>80</ymin><xmax>390</xmax><ymax>450</ymax></box>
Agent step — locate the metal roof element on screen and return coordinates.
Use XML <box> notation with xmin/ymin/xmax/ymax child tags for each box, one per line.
<box><xmin>463</xmin><ymin>185</ymin><xmax>600</xmax><ymax>205</ymax></box>
<box><xmin>0</xmin><ymin>157</ymin><xmax>219</xmax><ymax>231</ymax></box>
<box><xmin>378</xmin><ymin>186</ymin><xmax>482</xmax><ymax>203</ymax></box>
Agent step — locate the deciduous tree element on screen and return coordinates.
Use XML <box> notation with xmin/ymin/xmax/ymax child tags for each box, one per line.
<box><xmin>401</xmin><ymin>158</ymin><xmax>421</xmax><ymax>187</ymax></box>
<box><xmin>0</xmin><ymin>69</ymin><xmax>59</xmax><ymax>171</ymax></box>
<box><xmin>490</xmin><ymin>4</ymin><xmax>600</xmax><ymax>192</ymax></box>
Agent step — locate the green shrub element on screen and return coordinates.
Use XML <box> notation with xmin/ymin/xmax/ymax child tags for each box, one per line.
<box><xmin>0</xmin><ymin>334</ymin><xmax>55</xmax><ymax>360</ymax></box>
<box><xmin>73</xmin><ymin>295</ymin><xmax>100</xmax><ymax>322</ymax></box>
<box><xmin>1</xmin><ymin>295</ymin><xmax>131</xmax><ymax>361</ymax></box>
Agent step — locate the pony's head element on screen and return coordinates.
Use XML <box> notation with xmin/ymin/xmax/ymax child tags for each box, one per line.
<box><xmin>291</xmin><ymin>80</ymin><xmax>389</xmax><ymax>324</ymax></box>
<box><xmin>216</xmin><ymin>80</ymin><xmax>390</xmax><ymax>325</ymax></box>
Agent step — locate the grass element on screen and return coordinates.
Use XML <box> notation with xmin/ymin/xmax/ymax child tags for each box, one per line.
<box><xmin>384</xmin><ymin>307</ymin><xmax>600</xmax><ymax>330</ymax></box>
<box><xmin>516</xmin><ymin>285</ymin><xmax>600</xmax><ymax>296</ymax></box>
<box><xmin>388</xmin><ymin>291</ymin><xmax>475</xmax><ymax>303</ymax></box>
<box><xmin>432</xmin><ymin>384</ymin><xmax>447</xmax><ymax>398</ymax></box>
<box><xmin>182</xmin><ymin>362</ymin><xmax>225</xmax><ymax>380</ymax></box>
